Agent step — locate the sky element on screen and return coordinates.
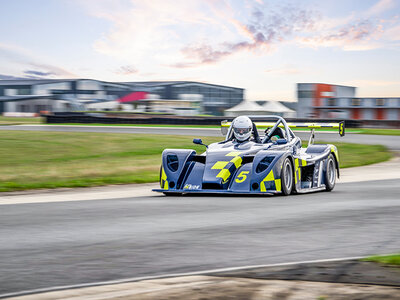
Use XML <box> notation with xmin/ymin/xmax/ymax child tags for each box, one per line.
<box><xmin>0</xmin><ymin>0</ymin><xmax>399</xmax><ymax>101</ymax></box>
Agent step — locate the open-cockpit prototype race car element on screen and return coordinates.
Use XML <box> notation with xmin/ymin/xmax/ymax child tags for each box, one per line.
<box><xmin>153</xmin><ymin>116</ymin><xmax>345</xmax><ymax>196</ymax></box>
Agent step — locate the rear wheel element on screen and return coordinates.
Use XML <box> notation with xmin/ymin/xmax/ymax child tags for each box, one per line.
<box><xmin>281</xmin><ymin>158</ymin><xmax>294</xmax><ymax>196</ymax></box>
<box><xmin>325</xmin><ymin>154</ymin><xmax>336</xmax><ymax>191</ymax></box>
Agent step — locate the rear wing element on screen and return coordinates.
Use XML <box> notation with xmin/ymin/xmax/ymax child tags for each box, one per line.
<box><xmin>221</xmin><ymin>120</ymin><xmax>345</xmax><ymax>136</ymax></box>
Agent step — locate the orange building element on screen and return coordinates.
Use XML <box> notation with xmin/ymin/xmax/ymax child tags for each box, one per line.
<box><xmin>297</xmin><ymin>83</ymin><xmax>400</xmax><ymax>120</ymax></box>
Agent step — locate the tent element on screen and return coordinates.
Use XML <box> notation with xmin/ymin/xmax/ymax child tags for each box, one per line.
<box><xmin>225</xmin><ymin>100</ymin><xmax>296</xmax><ymax>118</ymax></box>
<box><xmin>262</xmin><ymin>101</ymin><xmax>296</xmax><ymax>118</ymax></box>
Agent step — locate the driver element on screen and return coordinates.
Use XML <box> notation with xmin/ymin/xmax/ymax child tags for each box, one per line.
<box><xmin>232</xmin><ymin>116</ymin><xmax>253</xmax><ymax>142</ymax></box>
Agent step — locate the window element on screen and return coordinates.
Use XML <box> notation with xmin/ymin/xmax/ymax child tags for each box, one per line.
<box><xmin>77</xmin><ymin>80</ymin><xmax>100</xmax><ymax>90</ymax></box>
<box><xmin>18</xmin><ymin>104</ymin><xmax>29</xmax><ymax>112</ymax></box>
<box><xmin>17</xmin><ymin>88</ymin><xmax>31</xmax><ymax>95</ymax></box>
<box><xmin>298</xmin><ymin>91</ymin><xmax>313</xmax><ymax>98</ymax></box>
<box><xmin>376</xmin><ymin>98</ymin><xmax>385</xmax><ymax>106</ymax></box>
<box><xmin>351</xmin><ymin>98</ymin><xmax>361</xmax><ymax>106</ymax></box>
<box><xmin>321</xmin><ymin>91</ymin><xmax>335</xmax><ymax>97</ymax></box>
<box><xmin>327</xmin><ymin>98</ymin><xmax>336</xmax><ymax>106</ymax></box>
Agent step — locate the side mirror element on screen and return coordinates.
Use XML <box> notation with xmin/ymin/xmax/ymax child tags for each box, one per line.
<box><xmin>275</xmin><ymin>138</ymin><xmax>287</xmax><ymax>145</ymax></box>
<box><xmin>193</xmin><ymin>138</ymin><xmax>208</xmax><ymax>148</ymax></box>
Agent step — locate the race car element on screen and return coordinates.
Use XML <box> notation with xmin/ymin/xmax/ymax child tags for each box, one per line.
<box><xmin>153</xmin><ymin>115</ymin><xmax>345</xmax><ymax>196</ymax></box>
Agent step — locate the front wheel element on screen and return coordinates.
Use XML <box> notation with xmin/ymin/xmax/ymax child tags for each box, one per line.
<box><xmin>325</xmin><ymin>154</ymin><xmax>336</xmax><ymax>191</ymax></box>
<box><xmin>281</xmin><ymin>158</ymin><xmax>294</xmax><ymax>196</ymax></box>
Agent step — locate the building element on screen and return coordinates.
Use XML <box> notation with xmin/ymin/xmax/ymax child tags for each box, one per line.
<box><xmin>125</xmin><ymin>81</ymin><xmax>244</xmax><ymax>115</ymax></box>
<box><xmin>0</xmin><ymin>79</ymin><xmax>133</xmax><ymax>113</ymax></box>
<box><xmin>297</xmin><ymin>83</ymin><xmax>400</xmax><ymax>120</ymax></box>
<box><xmin>0</xmin><ymin>79</ymin><xmax>244</xmax><ymax>116</ymax></box>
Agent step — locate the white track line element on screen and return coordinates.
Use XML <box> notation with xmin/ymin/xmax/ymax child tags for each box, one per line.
<box><xmin>0</xmin><ymin>183</ymin><xmax>159</xmax><ymax>205</ymax></box>
<box><xmin>0</xmin><ymin>256</ymin><xmax>364</xmax><ymax>299</ymax></box>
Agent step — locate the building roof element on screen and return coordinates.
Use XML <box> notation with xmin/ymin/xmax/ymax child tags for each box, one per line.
<box><xmin>0</xmin><ymin>79</ymin><xmax>77</xmax><ymax>86</ymax></box>
<box><xmin>297</xmin><ymin>82</ymin><xmax>356</xmax><ymax>89</ymax></box>
<box><xmin>124</xmin><ymin>81</ymin><xmax>244</xmax><ymax>90</ymax></box>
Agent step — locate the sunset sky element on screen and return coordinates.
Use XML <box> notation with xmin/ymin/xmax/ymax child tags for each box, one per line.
<box><xmin>0</xmin><ymin>0</ymin><xmax>399</xmax><ymax>101</ymax></box>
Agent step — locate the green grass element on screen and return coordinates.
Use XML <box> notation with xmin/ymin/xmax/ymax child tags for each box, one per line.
<box><xmin>326</xmin><ymin>142</ymin><xmax>392</xmax><ymax>168</ymax></box>
<box><xmin>51</xmin><ymin>123</ymin><xmax>221</xmax><ymax>128</ymax></box>
<box><xmin>0</xmin><ymin>131</ymin><xmax>392</xmax><ymax>192</ymax></box>
<box><xmin>0</xmin><ymin>116</ymin><xmax>43</xmax><ymax>125</ymax></box>
<box><xmin>361</xmin><ymin>254</ymin><xmax>400</xmax><ymax>266</ymax></box>
<box><xmin>356</xmin><ymin>128</ymin><xmax>400</xmax><ymax>136</ymax></box>
<box><xmin>42</xmin><ymin>122</ymin><xmax>400</xmax><ymax>135</ymax></box>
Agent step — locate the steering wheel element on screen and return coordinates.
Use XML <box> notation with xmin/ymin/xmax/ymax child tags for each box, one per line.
<box><xmin>263</xmin><ymin>128</ymin><xmax>273</xmax><ymax>143</ymax></box>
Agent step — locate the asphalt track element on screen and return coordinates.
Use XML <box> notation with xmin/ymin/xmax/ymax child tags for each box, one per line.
<box><xmin>1</xmin><ymin>179</ymin><xmax>399</xmax><ymax>296</ymax></box>
<box><xmin>1</xmin><ymin>124</ymin><xmax>400</xmax><ymax>150</ymax></box>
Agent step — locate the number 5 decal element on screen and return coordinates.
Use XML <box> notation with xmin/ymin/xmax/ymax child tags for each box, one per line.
<box><xmin>235</xmin><ymin>171</ymin><xmax>249</xmax><ymax>183</ymax></box>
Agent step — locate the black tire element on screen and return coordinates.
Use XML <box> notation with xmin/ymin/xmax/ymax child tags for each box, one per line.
<box><xmin>325</xmin><ymin>154</ymin><xmax>336</xmax><ymax>191</ymax></box>
<box><xmin>281</xmin><ymin>158</ymin><xmax>294</xmax><ymax>196</ymax></box>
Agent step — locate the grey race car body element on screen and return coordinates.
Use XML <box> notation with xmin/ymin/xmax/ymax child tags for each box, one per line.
<box><xmin>153</xmin><ymin>116</ymin><xmax>344</xmax><ymax>196</ymax></box>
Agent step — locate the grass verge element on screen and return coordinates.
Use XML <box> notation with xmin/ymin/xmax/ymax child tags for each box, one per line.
<box><xmin>361</xmin><ymin>254</ymin><xmax>400</xmax><ymax>266</ymax></box>
<box><xmin>0</xmin><ymin>131</ymin><xmax>392</xmax><ymax>192</ymax></box>
<box><xmin>44</xmin><ymin>123</ymin><xmax>400</xmax><ymax>135</ymax></box>
<box><xmin>356</xmin><ymin>128</ymin><xmax>400</xmax><ymax>136</ymax></box>
<box><xmin>0</xmin><ymin>116</ymin><xmax>43</xmax><ymax>125</ymax></box>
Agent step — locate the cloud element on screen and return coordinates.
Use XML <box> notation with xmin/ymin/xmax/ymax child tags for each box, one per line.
<box><xmin>0</xmin><ymin>74</ymin><xmax>30</xmax><ymax>80</ymax></box>
<box><xmin>174</xmin><ymin>6</ymin><xmax>317</xmax><ymax>67</ymax></box>
<box><xmin>298</xmin><ymin>19</ymin><xmax>384</xmax><ymax>50</ymax></box>
<box><xmin>296</xmin><ymin>0</ymin><xmax>400</xmax><ymax>51</ymax></box>
<box><xmin>24</xmin><ymin>70</ymin><xmax>55</xmax><ymax>77</ymax></box>
<box><xmin>0</xmin><ymin>43</ymin><xmax>76</xmax><ymax>78</ymax></box>
<box><xmin>89</xmin><ymin>0</ymin><xmax>222</xmax><ymax>61</ymax></box>
<box><xmin>114</xmin><ymin>65</ymin><xmax>138</xmax><ymax>75</ymax></box>
<box><xmin>84</xmin><ymin>0</ymin><xmax>400</xmax><ymax>71</ymax></box>
<box><xmin>365</xmin><ymin>0</ymin><xmax>396</xmax><ymax>17</ymax></box>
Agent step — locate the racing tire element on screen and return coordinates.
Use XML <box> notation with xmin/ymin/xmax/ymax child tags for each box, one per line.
<box><xmin>325</xmin><ymin>154</ymin><xmax>336</xmax><ymax>192</ymax></box>
<box><xmin>281</xmin><ymin>158</ymin><xmax>294</xmax><ymax>196</ymax></box>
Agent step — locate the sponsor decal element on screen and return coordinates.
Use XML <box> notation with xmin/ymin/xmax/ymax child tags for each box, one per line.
<box><xmin>183</xmin><ymin>184</ymin><xmax>200</xmax><ymax>190</ymax></box>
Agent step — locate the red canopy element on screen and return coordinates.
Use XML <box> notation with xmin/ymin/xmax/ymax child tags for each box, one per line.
<box><xmin>118</xmin><ymin>91</ymin><xmax>148</xmax><ymax>103</ymax></box>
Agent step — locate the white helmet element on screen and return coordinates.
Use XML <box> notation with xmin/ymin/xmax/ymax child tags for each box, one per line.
<box><xmin>232</xmin><ymin>116</ymin><xmax>253</xmax><ymax>142</ymax></box>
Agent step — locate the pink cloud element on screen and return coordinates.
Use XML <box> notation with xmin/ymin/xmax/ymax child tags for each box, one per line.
<box><xmin>172</xmin><ymin>6</ymin><xmax>317</xmax><ymax>67</ymax></box>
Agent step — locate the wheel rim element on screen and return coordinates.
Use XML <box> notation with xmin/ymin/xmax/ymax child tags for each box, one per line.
<box><xmin>328</xmin><ymin>159</ymin><xmax>335</xmax><ymax>185</ymax></box>
<box><xmin>285</xmin><ymin>161</ymin><xmax>292</xmax><ymax>191</ymax></box>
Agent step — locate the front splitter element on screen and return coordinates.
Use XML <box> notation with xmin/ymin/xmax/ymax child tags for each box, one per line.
<box><xmin>152</xmin><ymin>189</ymin><xmax>277</xmax><ymax>195</ymax></box>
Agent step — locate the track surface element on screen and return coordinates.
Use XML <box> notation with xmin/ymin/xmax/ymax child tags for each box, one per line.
<box><xmin>1</xmin><ymin>125</ymin><xmax>400</xmax><ymax>150</ymax></box>
<box><xmin>0</xmin><ymin>179</ymin><xmax>399</xmax><ymax>295</ymax></box>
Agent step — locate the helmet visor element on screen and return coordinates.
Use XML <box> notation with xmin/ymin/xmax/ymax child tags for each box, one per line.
<box><xmin>233</xmin><ymin>127</ymin><xmax>251</xmax><ymax>135</ymax></box>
